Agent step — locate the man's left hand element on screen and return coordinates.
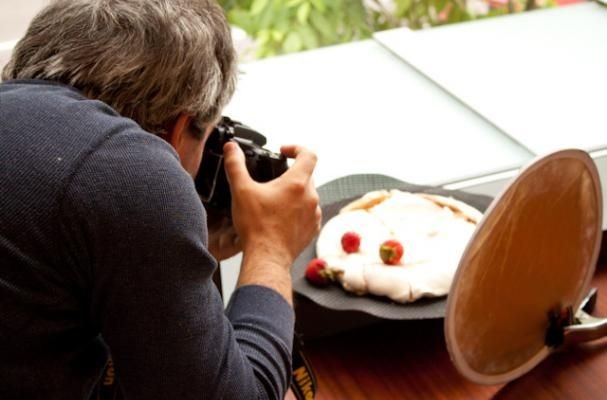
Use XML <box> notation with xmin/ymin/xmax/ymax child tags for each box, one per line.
<box><xmin>207</xmin><ymin>212</ymin><xmax>242</xmax><ymax>261</ymax></box>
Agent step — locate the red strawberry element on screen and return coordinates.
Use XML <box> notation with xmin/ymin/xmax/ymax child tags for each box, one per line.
<box><xmin>341</xmin><ymin>231</ymin><xmax>361</xmax><ymax>253</ymax></box>
<box><xmin>305</xmin><ymin>258</ymin><xmax>332</xmax><ymax>286</ymax></box>
<box><xmin>379</xmin><ymin>239</ymin><xmax>404</xmax><ymax>265</ymax></box>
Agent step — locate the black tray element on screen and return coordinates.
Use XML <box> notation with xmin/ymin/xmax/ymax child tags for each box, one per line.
<box><xmin>292</xmin><ymin>174</ymin><xmax>493</xmax><ymax>321</ymax></box>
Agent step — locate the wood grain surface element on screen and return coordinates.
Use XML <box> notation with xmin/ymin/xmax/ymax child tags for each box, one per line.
<box><xmin>287</xmin><ymin>261</ymin><xmax>607</xmax><ymax>399</ymax></box>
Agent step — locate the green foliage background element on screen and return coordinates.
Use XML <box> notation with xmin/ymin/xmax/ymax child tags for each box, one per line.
<box><xmin>219</xmin><ymin>0</ymin><xmax>555</xmax><ymax>59</ymax></box>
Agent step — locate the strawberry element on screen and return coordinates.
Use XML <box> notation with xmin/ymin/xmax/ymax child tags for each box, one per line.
<box><xmin>379</xmin><ymin>239</ymin><xmax>404</xmax><ymax>265</ymax></box>
<box><xmin>304</xmin><ymin>258</ymin><xmax>332</xmax><ymax>286</ymax></box>
<box><xmin>341</xmin><ymin>231</ymin><xmax>361</xmax><ymax>253</ymax></box>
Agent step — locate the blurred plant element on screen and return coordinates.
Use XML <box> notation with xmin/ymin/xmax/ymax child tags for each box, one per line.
<box><xmin>219</xmin><ymin>0</ymin><xmax>557</xmax><ymax>59</ymax></box>
<box><xmin>221</xmin><ymin>0</ymin><xmax>372</xmax><ymax>58</ymax></box>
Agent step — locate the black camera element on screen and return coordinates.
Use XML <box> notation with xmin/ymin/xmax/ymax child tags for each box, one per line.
<box><xmin>195</xmin><ymin>116</ymin><xmax>288</xmax><ymax>214</ymax></box>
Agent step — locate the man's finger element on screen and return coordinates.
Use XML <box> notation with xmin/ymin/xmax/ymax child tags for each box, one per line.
<box><xmin>223</xmin><ymin>142</ymin><xmax>251</xmax><ymax>187</ymax></box>
<box><xmin>280</xmin><ymin>145</ymin><xmax>317</xmax><ymax>180</ymax></box>
<box><xmin>280</xmin><ymin>144</ymin><xmax>303</xmax><ymax>158</ymax></box>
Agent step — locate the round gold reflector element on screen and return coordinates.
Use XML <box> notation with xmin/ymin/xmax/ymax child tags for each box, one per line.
<box><xmin>445</xmin><ymin>149</ymin><xmax>602</xmax><ymax>384</ymax></box>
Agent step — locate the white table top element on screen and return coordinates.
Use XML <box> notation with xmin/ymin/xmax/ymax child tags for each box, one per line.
<box><xmin>225</xmin><ymin>39</ymin><xmax>532</xmax><ymax>187</ymax></box>
<box><xmin>374</xmin><ymin>2</ymin><xmax>607</xmax><ymax>155</ymax></box>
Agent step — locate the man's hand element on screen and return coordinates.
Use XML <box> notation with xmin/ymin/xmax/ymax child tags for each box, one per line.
<box><xmin>223</xmin><ymin>142</ymin><xmax>321</xmax><ymax>304</ymax></box>
<box><xmin>206</xmin><ymin>211</ymin><xmax>242</xmax><ymax>261</ymax></box>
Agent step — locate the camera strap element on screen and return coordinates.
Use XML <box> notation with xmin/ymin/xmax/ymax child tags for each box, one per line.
<box><xmin>92</xmin><ymin>339</ymin><xmax>317</xmax><ymax>399</ymax></box>
<box><xmin>290</xmin><ymin>332</ymin><xmax>317</xmax><ymax>400</ymax></box>
<box><xmin>91</xmin><ymin>357</ymin><xmax>119</xmax><ymax>400</ymax></box>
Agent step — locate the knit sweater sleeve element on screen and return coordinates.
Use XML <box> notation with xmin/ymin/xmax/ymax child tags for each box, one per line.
<box><xmin>60</xmin><ymin>128</ymin><xmax>294</xmax><ymax>399</ymax></box>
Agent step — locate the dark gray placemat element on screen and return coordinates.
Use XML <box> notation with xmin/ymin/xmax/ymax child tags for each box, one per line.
<box><xmin>292</xmin><ymin>174</ymin><xmax>493</xmax><ymax>320</ymax></box>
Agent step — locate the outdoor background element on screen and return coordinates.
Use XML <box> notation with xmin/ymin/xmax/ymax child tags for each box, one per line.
<box><xmin>219</xmin><ymin>0</ymin><xmax>582</xmax><ymax>59</ymax></box>
<box><xmin>0</xmin><ymin>0</ymin><xmax>584</xmax><ymax>67</ymax></box>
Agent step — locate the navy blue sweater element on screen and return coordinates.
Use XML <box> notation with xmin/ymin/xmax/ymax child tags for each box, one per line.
<box><xmin>0</xmin><ymin>80</ymin><xmax>294</xmax><ymax>399</ymax></box>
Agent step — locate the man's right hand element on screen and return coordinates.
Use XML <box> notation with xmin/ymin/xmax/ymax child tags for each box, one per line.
<box><xmin>223</xmin><ymin>141</ymin><xmax>321</xmax><ymax>304</ymax></box>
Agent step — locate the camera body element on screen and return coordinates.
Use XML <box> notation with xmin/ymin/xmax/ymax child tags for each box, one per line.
<box><xmin>195</xmin><ymin>116</ymin><xmax>288</xmax><ymax>214</ymax></box>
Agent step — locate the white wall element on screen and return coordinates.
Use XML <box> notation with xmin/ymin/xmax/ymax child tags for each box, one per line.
<box><xmin>0</xmin><ymin>0</ymin><xmax>49</xmax><ymax>42</ymax></box>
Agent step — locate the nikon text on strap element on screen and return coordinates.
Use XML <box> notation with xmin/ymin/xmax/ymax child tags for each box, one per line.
<box><xmin>290</xmin><ymin>333</ymin><xmax>317</xmax><ymax>400</ymax></box>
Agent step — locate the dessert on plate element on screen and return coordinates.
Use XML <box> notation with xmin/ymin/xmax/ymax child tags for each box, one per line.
<box><xmin>305</xmin><ymin>189</ymin><xmax>483</xmax><ymax>303</ymax></box>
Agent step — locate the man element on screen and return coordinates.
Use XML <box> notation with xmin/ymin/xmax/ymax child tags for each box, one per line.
<box><xmin>0</xmin><ymin>0</ymin><xmax>321</xmax><ymax>399</ymax></box>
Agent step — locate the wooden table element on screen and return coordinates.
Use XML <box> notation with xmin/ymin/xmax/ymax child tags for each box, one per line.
<box><xmin>288</xmin><ymin>254</ymin><xmax>607</xmax><ymax>399</ymax></box>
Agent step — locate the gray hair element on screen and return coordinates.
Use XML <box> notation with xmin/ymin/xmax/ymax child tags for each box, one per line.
<box><xmin>2</xmin><ymin>0</ymin><xmax>237</xmax><ymax>135</ymax></box>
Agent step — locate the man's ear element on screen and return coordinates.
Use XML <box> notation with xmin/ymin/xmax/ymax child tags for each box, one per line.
<box><xmin>167</xmin><ymin>113</ymin><xmax>193</xmax><ymax>152</ymax></box>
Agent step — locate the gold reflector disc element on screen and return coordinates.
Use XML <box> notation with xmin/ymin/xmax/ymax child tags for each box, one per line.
<box><xmin>445</xmin><ymin>149</ymin><xmax>602</xmax><ymax>384</ymax></box>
